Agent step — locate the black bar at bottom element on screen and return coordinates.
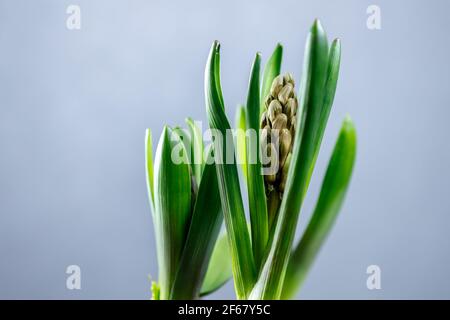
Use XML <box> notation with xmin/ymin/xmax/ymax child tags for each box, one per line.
<box><xmin>1</xmin><ymin>300</ymin><xmax>448</xmax><ymax>318</ymax></box>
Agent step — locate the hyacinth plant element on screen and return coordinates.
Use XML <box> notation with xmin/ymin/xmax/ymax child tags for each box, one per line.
<box><xmin>146</xmin><ymin>19</ymin><xmax>356</xmax><ymax>300</ymax></box>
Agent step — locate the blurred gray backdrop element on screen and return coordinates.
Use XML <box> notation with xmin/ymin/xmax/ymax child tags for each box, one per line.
<box><xmin>1</xmin><ymin>0</ymin><xmax>449</xmax><ymax>299</ymax></box>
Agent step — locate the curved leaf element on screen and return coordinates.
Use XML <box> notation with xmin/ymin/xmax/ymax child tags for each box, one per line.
<box><xmin>245</xmin><ymin>53</ymin><xmax>268</xmax><ymax>268</ymax></box>
<box><xmin>306</xmin><ymin>39</ymin><xmax>342</xmax><ymax>188</ymax></box>
<box><xmin>281</xmin><ymin>116</ymin><xmax>357</xmax><ymax>299</ymax></box>
<box><xmin>153</xmin><ymin>126</ymin><xmax>192</xmax><ymax>299</ymax></box>
<box><xmin>205</xmin><ymin>41</ymin><xmax>256</xmax><ymax>299</ymax></box>
<box><xmin>171</xmin><ymin>148</ymin><xmax>222</xmax><ymax>299</ymax></box>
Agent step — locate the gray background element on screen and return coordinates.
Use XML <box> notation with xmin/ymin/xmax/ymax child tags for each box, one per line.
<box><xmin>0</xmin><ymin>0</ymin><xmax>449</xmax><ymax>299</ymax></box>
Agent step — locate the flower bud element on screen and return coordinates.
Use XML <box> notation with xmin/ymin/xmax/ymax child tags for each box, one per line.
<box><xmin>261</xmin><ymin>72</ymin><xmax>298</xmax><ymax>194</ymax></box>
<box><xmin>260</xmin><ymin>125</ymin><xmax>271</xmax><ymax>147</ymax></box>
<box><xmin>279</xmin><ymin>128</ymin><xmax>292</xmax><ymax>168</ymax></box>
<box><xmin>270</xmin><ymin>75</ymin><xmax>284</xmax><ymax>97</ymax></box>
<box><xmin>268</xmin><ymin>100</ymin><xmax>282</xmax><ymax>123</ymax></box>
<box><xmin>278</xmin><ymin>83</ymin><xmax>293</xmax><ymax>105</ymax></box>
<box><xmin>290</xmin><ymin>115</ymin><xmax>297</xmax><ymax>131</ymax></box>
<box><xmin>272</xmin><ymin>113</ymin><xmax>288</xmax><ymax>131</ymax></box>
<box><xmin>260</xmin><ymin>111</ymin><xmax>268</xmax><ymax>129</ymax></box>
<box><xmin>283</xmin><ymin>73</ymin><xmax>295</xmax><ymax>87</ymax></box>
<box><xmin>285</xmin><ymin>98</ymin><xmax>297</xmax><ymax>118</ymax></box>
<box><xmin>263</xmin><ymin>142</ymin><xmax>278</xmax><ymax>184</ymax></box>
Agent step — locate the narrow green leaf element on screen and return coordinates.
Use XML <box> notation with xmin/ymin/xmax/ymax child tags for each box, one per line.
<box><xmin>200</xmin><ymin>231</ymin><xmax>232</xmax><ymax>296</ymax></box>
<box><xmin>205</xmin><ymin>41</ymin><xmax>256</xmax><ymax>299</ymax></box>
<box><xmin>245</xmin><ymin>53</ymin><xmax>268</xmax><ymax>268</ymax></box>
<box><xmin>306</xmin><ymin>39</ymin><xmax>342</xmax><ymax>188</ymax></box>
<box><xmin>281</xmin><ymin>116</ymin><xmax>357</xmax><ymax>299</ymax></box>
<box><xmin>250</xmin><ymin>19</ymin><xmax>329</xmax><ymax>299</ymax></box>
<box><xmin>214</xmin><ymin>46</ymin><xmax>225</xmax><ymax>109</ymax></box>
<box><xmin>145</xmin><ymin>129</ymin><xmax>155</xmax><ymax>212</ymax></box>
<box><xmin>260</xmin><ymin>43</ymin><xmax>283</xmax><ymax>115</ymax></box>
<box><xmin>171</xmin><ymin>148</ymin><xmax>222</xmax><ymax>299</ymax></box>
<box><xmin>316</xmin><ymin>39</ymin><xmax>341</xmax><ymax>151</ymax></box>
<box><xmin>153</xmin><ymin>126</ymin><xmax>192</xmax><ymax>299</ymax></box>
<box><xmin>186</xmin><ymin>117</ymin><xmax>204</xmax><ymax>185</ymax></box>
<box><xmin>235</xmin><ymin>105</ymin><xmax>248</xmax><ymax>180</ymax></box>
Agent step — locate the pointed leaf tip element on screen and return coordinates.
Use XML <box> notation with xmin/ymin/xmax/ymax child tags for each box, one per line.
<box><xmin>342</xmin><ymin>115</ymin><xmax>356</xmax><ymax>134</ymax></box>
<box><xmin>313</xmin><ymin>18</ymin><xmax>322</xmax><ymax>29</ymax></box>
<box><xmin>260</xmin><ymin>43</ymin><xmax>283</xmax><ymax>115</ymax></box>
<box><xmin>311</xmin><ymin>18</ymin><xmax>326</xmax><ymax>38</ymax></box>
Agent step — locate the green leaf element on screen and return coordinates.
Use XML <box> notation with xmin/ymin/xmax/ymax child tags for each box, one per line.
<box><xmin>186</xmin><ymin>117</ymin><xmax>204</xmax><ymax>185</ymax></box>
<box><xmin>250</xmin><ymin>19</ymin><xmax>329</xmax><ymax>299</ymax></box>
<box><xmin>306</xmin><ymin>39</ymin><xmax>342</xmax><ymax>189</ymax></box>
<box><xmin>145</xmin><ymin>129</ymin><xmax>155</xmax><ymax>212</ymax></box>
<box><xmin>260</xmin><ymin>43</ymin><xmax>283</xmax><ymax>115</ymax></box>
<box><xmin>245</xmin><ymin>53</ymin><xmax>268</xmax><ymax>268</ymax></box>
<box><xmin>200</xmin><ymin>231</ymin><xmax>232</xmax><ymax>296</ymax></box>
<box><xmin>281</xmin><ymin>116</ymin><xmax>357</xmax><ymax>299</ymax></box>
<box><xmin>171</xmin><ymin>148</ymin><xmax>222</xmax><ymax>299</ymax></box>
<box><xmin>153</xmin><ymin>126</ymin><xmax>192</xmax><ymax>299</ymax></box>
<box><xmin>235</xmin><ymin>105</ymin><xmax>247</xmax><ymax>180</ymax></box>
<box><xmin>173</xmin><ymin>126</ymin><xmax>192</xmax><ymax>162</ymax></box>
<box><xmin>205</xmin><ymin>41</ymin><xmax>256</xmax><ymax>299</ymax></box>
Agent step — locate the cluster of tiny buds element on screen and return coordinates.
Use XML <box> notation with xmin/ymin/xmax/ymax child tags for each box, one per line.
<box><xmin>260</xmin><ymin>73</ymin><xmax>298</xmax><ymax>193</ymax></box>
